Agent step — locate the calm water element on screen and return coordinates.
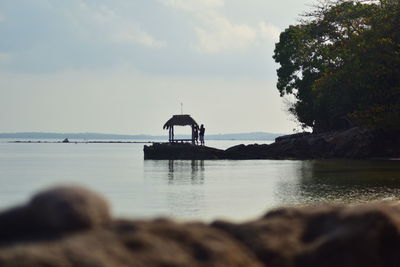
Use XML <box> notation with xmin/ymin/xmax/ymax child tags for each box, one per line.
<box><xmin>0</xmin><ymin>140</ymin><xmax>400</xmax><ymax>221</ymax></box>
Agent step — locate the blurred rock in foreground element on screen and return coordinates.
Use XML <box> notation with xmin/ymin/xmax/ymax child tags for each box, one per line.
<box><xmin>1</xmin><ymin>186</ymin><xmax>400</xmax><ymax>267</ymax></box>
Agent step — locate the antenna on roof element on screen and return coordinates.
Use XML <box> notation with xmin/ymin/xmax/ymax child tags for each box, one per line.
<box><xmin>181</xmin><ymin>102</ymin><xmax>183</xmax><ymax>114</ymax></box>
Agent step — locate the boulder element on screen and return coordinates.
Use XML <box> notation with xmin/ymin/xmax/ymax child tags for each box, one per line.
<box><xmin>0</xmin><ymin>185</ymin><xmax>111</xmax><ymax>242</ymax></box>
<box><xmin>0</xmin><ymin>187</ymin><xmax>262</xmax><ymax>267</ymax></box>
<box><xmin>2</xmin><ymin>186</ymin><xmax>400</xmax><ymax>266</ymax></box>
<box><xmin>29</xmin><ymin>185</ymin><xmax>111</xmax><ymax>232</ymax></box>
<box><xmin>225</xmin><ymin>144</ymin><xmax>270</xmax><ymax>159</ymax></box>
<box><xmin>226</xmin><ymin>127</ymin><xmax>400</xmax><ymax>160</ymax></box>
<box><xmin>214</xmin><ymin>203</ymin><xmax>400</xmax><ymax>267</ymax></box>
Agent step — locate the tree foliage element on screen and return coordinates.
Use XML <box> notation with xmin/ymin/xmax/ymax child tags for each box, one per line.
<box><xmin>273</xmin><ymin>0</ymin><xmax>400</xmax><ymax>132</ymax></box>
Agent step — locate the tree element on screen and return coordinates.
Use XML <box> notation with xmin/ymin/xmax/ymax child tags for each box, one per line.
<box><xmin>273</xmin><ymin>0</ymin><xmax>400</xmax><ymax>132</ymax></box>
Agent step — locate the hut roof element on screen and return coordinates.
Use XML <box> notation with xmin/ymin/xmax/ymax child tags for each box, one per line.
<box><xmin>163</xmin><ymin>115</ymin><xmax>198</xmax><ymax>129</ymax></box>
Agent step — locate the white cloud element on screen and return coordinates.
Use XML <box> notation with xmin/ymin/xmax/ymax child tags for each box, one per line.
<box><xmin>112</xmin><ymin>27</ymin><xmax>166</xmax><ymax>48</ymax></box>
<box><xmin>72</xmin><ymin>3</ymin><xmax>165</xmax><ymax>48</ymax></box>
<box><xmin>195</xmin><ymin>15</ymin><xmax>257</xmax><ymax>53</ymax></box>
<box><xmin>160</xmin><ymin>0</ymin><xmax>280</xmax><ymax>53</ymax></box>
<box><xmin>258</xmin><ymin>22</ymin><xmax>281</xmax><ymax>42</ymax></box>
<box><xmin>193</xmin><ymin>14</ymin><xmax>281</xmax><ymax>53</ymax></box>
<box><xmin>159</xmin><ymin>0</ymin><xmax>224</xmax><ymax>11</ymax></box>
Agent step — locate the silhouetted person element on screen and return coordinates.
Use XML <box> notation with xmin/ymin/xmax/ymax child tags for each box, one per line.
<box><xmin>194</xmin><ymin>125</ymin><xmax>199</xmax><ymax>145</ymax></box>
<box><xmin>199</xmin><ymin>124</ymin><xmax>205</xmax><ymax>146</ymax></box>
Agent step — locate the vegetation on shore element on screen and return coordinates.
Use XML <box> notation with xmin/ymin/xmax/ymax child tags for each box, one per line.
<box><xmin>274</xmin><ymin>0</ymin><xmax>400</xmax><ymax>132</ymax></box>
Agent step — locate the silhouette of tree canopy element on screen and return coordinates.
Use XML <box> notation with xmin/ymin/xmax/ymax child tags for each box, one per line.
<box><xmin>273</xmin><ymin>0</ymin><xmax>400</xmax><ymax>132</ymax></box>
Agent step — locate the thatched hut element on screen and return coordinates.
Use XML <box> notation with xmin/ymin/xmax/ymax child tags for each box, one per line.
<box><xmin>163</xmin><ymin>115</ymin><xmax>199</xmax><ymax>144</ymax></box>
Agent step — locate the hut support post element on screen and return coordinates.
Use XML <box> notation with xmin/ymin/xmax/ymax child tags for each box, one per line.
<box><xmin>191</xmin><ymin>125</ymin><xmax>195</xmax><ymax>145</ymax></box>
<box><xmin>171</xmin><ymin>126</ymin><xmax>174</xmax><ymax>143</ymax></box>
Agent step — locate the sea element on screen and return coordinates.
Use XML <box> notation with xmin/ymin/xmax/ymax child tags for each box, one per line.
<box><xmin>1</xmin><ymin>139</ymin><xmax>400</xmax><ymax>222</ymax></box>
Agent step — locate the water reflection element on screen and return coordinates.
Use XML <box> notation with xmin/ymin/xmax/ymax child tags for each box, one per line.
<box><xmin>143</xmin><ymin>160</ymin><xmax>206</xmax><ymax>219</ymax></box>
<box><xmin>4</xmin><ymin>141</ymin><xmax>400</xmax><ymax>221</ymax></box>
<box><xmin>167</xmin><ymin>160</ymin><xmax>205</xmax><ymax>185</ymax></box>
<box><xmin>276</xmin><ymin>159</ymin><xmax>400</xmax><ymax>206</ymax></box>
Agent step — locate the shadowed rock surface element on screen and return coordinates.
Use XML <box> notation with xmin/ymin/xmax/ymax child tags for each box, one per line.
<box><xmin>144</xmin><ymin>143</ymin><xmax>226</xmax><ymax>160</ymax></box>
<box><xmin>264</xmin><ymin>127</ymin><xmax>400</xmax><ymax>159</ymax></box>
<box><xmin>0</xmin><ymin>186</ymin><xmax>111</xmax><ymax>243</ymax></box>
<box><xmin>2</xmin><ymin>186</ymin><xmax>400</xmax><ymax>266</ymax></box>
<box><xmin>144</xmin><ymin>127</ymin><xmax>400</xmax><ymax>159</ymax></box>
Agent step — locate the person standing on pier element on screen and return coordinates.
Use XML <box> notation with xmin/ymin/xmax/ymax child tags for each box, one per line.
<box><xmin>199</xmin><ymin>124</ymin><xmax>205</xmax><ymax>146</ymax></box>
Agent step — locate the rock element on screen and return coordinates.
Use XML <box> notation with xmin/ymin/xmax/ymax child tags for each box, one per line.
<box><xmin>225</xmin><ymin>144</ymin><xmax>270</xmax><ymax>159</ymax></box>
<box><xmin>225</xmin><ymin>127</ymin><xmax>400</xmax><ymax>160</ymax></box>
<box><xmin>144</xmin><ymin>127</ymin><xmax>400</xmax><ymax>160</ymax></box>
<box><xmin>3</xmin><ymin>186</ymin><xmax>400</xmax><ymax>266</ymax></box>
<box><xmin>212</xmin><ymin>207</ymin><xmax>309</xmax><ymax>267</ymax></box>
<box><xmin>297</xmin><ymin>203</ymin><xmax>400</xmax><ymax>267</ymax></box>
<box><xmin>144</xmin><ymin>143</ymin><xmax>226</xmax><ymax>160</ymax></box>
<box><xmin>29</xmin><ymin>185</ymin><xmax>111</xmax><ymax>232</ymax></box>
<box><xmin>111</xmin><ymin>219</ymin><xmax>263</xmax><ymax>267</ymax></box>
<box><xmin>0</xmin><ymin>185</ymin><xmax>263</xmax><ymax>267</ymax></box>
<box><xmin>275</xmin><ymin>132</ymin><xmax>311</xmax><ymax>143</ymax></box>
<box><xmin>214</xmin><ymin>203</ymin><xmax>400</xmax><ymax>267</ymax></box>
<box><xmin>0</xmin><ymin>219</ymin><xmax>263</xmax><ymax>267</ymax></box>
<box><xmin>0</xmin><ymin>186</ymin><xmax>111</xmax><ymax>242</ymax></box>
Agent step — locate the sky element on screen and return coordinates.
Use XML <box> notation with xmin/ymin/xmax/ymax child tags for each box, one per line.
<box><xmin>0</xmin><ymin>0</ymin><xmax>313</xmax><ymax>135</ymax></box>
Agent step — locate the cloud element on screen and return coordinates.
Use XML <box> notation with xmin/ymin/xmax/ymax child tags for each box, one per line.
<box><xmin>159</xmin><ymin>0</ymin><xmax>224</xmax><ymax>11</ymax></box>
<box><xmin>160</xmin><ymin>0</ymin><xmax>280</xmax><ymax>53</ymax></box>
<box><xmin>258</xmin><ymin>22</ymin><xmax>281</xmax><ymax>42</ymax></box>
<box><xmin>0</xmin><ymin>0</ymin><xmax>282</xmax><ymax>76</ymax></box>
<box><xmin>112</xmin><ymin>26</ymin><xmax>166</xmax><ymax>48</ymax></box>
<box><xmin>193</xmin><ymin>15</ymin><xmax>281</xmax><ymax>53</ymax></box>
<box><xmin>194</xmin><ymin>15</ymin><xmax>257</xmax><ymax>53</ymax></box>
<box><xmin>74</xmin><ymin>3</ymin><xmax>165</xmax><ymax>48</ymax></box>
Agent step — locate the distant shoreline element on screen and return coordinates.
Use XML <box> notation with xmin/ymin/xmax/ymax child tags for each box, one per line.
<box><xmin>9</xmin><ymin>140</ymin><xmax>154</xmax><ymax>144</ymax></box>
<box><xmin>0</xmin><ymin>132</ymin><xmax>283</xmax><ymax>141</ymax></box>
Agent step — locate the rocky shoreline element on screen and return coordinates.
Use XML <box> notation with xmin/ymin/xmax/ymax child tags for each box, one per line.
<box><xmin>2</xmin><ymin>186</ymin><xmax>400</xmax><ymax>267</ymax></box>
<box><xmin>144</xmin><ymin>127</ymin><xmax>400</xmax><ymax>160</ymax></box>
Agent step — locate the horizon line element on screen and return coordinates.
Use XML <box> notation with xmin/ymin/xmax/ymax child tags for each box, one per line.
<box><xmin>0</xmin><ymin>131</ymin><xmax>289</xmax><ymax>136</ymax></box>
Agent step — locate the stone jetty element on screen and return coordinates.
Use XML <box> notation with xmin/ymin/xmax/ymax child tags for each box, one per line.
<box><xmin>144</xmin><ymin>127</ymin><xmax>400</xmax><ymax>160</ymax></box>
